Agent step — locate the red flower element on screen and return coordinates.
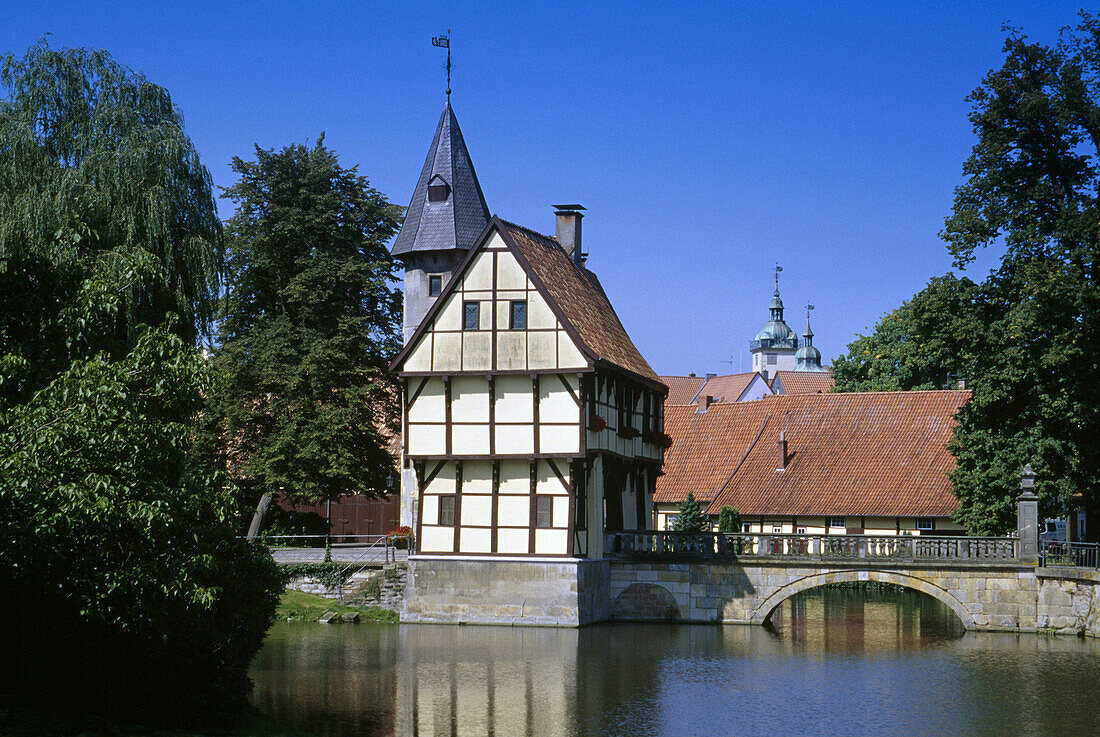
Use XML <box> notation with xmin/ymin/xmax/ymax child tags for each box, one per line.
<box><xmin>645</xmin><ymin>429</ymin><xmax>673</xmax><ymax>449</ymax></box>
<box><xmin>589</xmin><ymin>415</ymin><xmax>607</xmax><ymax>432</ymax></box>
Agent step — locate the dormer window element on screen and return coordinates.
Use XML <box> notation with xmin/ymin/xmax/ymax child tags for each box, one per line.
<box><xmin>427</xmin><ymin>174</ymin><xmax>450</xmax><ymax>202</ymax></box>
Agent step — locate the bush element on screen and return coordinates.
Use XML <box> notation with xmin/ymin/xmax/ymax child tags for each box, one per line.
<box><xmin>718</xmin><ymin>506</ymin><xmax>742</xmax><ymax>533</ymax></box>
<box><xmin>388</xmin><ymin>525</ymin><xmax>413</xmax><ymax>550</ymax></box>
<box><xmin>0</xmin><ymin>328</ymin><xmax>283</xmax><ymax>727</ymax></box>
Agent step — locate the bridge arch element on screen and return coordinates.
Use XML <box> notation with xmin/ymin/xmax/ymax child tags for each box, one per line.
<box><xmin>750</xmin><ymin>570</ymin><xmax>975</xmax><ymax>629</ymax></box>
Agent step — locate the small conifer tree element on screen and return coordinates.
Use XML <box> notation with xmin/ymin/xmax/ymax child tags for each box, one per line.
<box><xmin>717</xmin><ymin>506</ymin><xmax>742</xmax><ymax>533</ymax></box>
<box><xmin>672</xmin><ymin>492</ymin><xmax>710</xmax><ymax>532</ymax></box>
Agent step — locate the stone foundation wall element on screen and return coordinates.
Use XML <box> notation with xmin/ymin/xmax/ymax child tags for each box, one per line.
<box><xmin>285</xmin><ymin>564</ymin><xmax>409</xmax><ymax>612</ymax></box>
<box><xmin>1036</xmin><ymin>568</ymin><xmax>1100</xmax><ymax>637</ymax></box>
<box><xmin>402</xmin><ymin>557</ymin><xmax>610</xmax><ymax>626</ymax></box>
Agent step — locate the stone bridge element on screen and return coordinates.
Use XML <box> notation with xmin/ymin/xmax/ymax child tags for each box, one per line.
<box><xmin>605</xmin><ymin>532</ymin><xmax>1100</xmax><ymax>636</ymax></box>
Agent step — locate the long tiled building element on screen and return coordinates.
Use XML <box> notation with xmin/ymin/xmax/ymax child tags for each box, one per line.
<box><xmin>654</xmin><ymin>390</ymin><xmax>970</xmax><ymax>535</ymax></box>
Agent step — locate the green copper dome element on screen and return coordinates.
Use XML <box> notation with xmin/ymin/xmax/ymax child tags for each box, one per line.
<box><xmin>755</xmin><ymin>319</ymin><xmax>796</xmax><ymax>344</ymax></box>
<box><xmin>795</xmin><ymin>315</ymin><xmax>828</xmax><ymax>372</ymax></box>
<box><xmin>750</xmin><ymin>284</ymin><xmax>798</xmax><ymax>351</ymax></box>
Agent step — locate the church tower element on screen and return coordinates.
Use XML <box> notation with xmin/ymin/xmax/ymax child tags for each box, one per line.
<box><xmin>750</xmin><ymin>266</ymin><xmax>798</xmax><ymax>380</ymax></box>
<box><xmin>795</xmin><ymin>306</ymin><xmax>828</xmax><ymax>372</ymax></box>
<box><xmin>391</xmin><ymin>102</ymin><xmax>490</xmax><ymax>343</ymax></box>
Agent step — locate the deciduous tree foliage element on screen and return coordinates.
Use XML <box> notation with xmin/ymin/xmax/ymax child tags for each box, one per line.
<box><xmin>832</xmin><ymin>274</ymin><xmax>984</xmax><ymax>392</ymax></box>
<box><xmin>0</xmin><ymin>43</ymin><xmax>280</xmax><ymax>727</ymax></box>
<box><xmin>835</xmin><ymin>14</ymin><xmax>1100</xmax><ymax>534</ymax></box>
<box><xmin>209</xmin><ymin>139</ymin><xmax>403</xmax><ymax>529</ymax></box>
<box><xmin>0</xmin><ymin>324</ymin><xmax>282</xmax><ymax>724</ymax></box>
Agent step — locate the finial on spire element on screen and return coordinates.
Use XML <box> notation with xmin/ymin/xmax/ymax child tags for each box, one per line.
<box><xmin>806</xmin><ymin>303</ymin><xmax>814</xmax><ymax>323</ymax></box>
<box><xmin>774</xmin><ymin>263</ymin><xmax>783</xmax><ymax>294</ymax></box>
<box><xmin>432</xmin><ymin>31</ymin><xmax>452</xmax><ymax>100</ymax></box>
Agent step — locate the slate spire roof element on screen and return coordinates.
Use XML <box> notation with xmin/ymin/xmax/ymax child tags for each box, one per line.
<box><xmin>391</xmin><ymin>102</ymin><xmax>490</xmax><ymax>257</ymax></box>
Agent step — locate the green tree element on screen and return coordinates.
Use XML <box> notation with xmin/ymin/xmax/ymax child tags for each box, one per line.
<box><xmin>209</xmin><ymin>139</ymin><xmax>403</xmax><ymax>534</ymax></box>
<box><xmin>942</xmin><ymin>15</ymin><xmax>1100</xmax><ymax>534</ymax></box>
<box><xmin>673</xmin><ymin>492</ymin><xmax>710</xmax><ymax>532</ymax></box>
<box><xmin>0</xmin><ymin>40</ymin><xmax>221</xmax><ymax>407</ymax></box>
<box><xmin>0</xmin><ymin>43</ymin><xmax>279</xmax><ymax>728</ymax></box>
<box><xmin>832</xmin><ymin>274</ymin><xmax>984</xmax><ymax>392</ymax></box>
<box><xmin>717</xmin><ymin>505</ymin><xmax>742</xmax><ymax>533</ymax></box>
<box><xmin>833</xmin><ymin>14</ymin><xmax>1100</xmax><ymax>533</ymax></box>
<box><xmin>0</xmin><ymin>321</ymin><xmax>282</xmax><ymax>725</ymax></box>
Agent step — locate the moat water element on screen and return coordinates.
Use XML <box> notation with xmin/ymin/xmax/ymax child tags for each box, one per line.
<box><xmin>250</xmin><ymin>587</ymin><xmax>1100</xmax><ymax>736</ymax></box>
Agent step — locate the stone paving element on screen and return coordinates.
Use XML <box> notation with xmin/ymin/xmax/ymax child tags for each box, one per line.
<box><xmin>270</xmin><ymin>545</ymin><xmax>409</xmax><ymax>565</ymax></box>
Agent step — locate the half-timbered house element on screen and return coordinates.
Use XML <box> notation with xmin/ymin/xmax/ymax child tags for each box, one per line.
<box><xmin>389</xmin><ymin>102</ymin><xmax>666</xmax><ymax>624</ymax></box>
<box><xmin>392</xmin><ymin>213</ymin><xmax>667</xmax><ymax>560</ymax></box>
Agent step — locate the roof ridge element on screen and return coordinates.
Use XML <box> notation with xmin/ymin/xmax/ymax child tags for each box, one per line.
<box><xmin>498</xmin><ymin>218</ymin><xmax>558</xmax><ymax>245</ymax></box>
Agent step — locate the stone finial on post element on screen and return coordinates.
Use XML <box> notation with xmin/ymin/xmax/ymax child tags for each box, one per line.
<box><xmin>1017</xmin><ymin>464</ymin><xmax>1039</xmax><ymax>562</ymax></box>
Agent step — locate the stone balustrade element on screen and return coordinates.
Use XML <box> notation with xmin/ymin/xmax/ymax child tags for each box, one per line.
<box><xmin>605</xmin><ymin>531</ymin><xmax>1018</xmax><ymax>563</ymax></box>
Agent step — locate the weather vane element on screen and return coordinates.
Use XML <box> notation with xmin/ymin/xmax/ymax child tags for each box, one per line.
<box><xmin>806</xmin><ymin>303</ymin><xmax>815</xmax><ymax>322</ymax></box>
<box><xmin>432</xmin><ymin>31</ymin><xmax>451</xmax><ymax>99</ymax></box>
<box><xmin>774</xmin><ymin>263</ymin><xmax>783</xmax><ymax>292</ymax></box>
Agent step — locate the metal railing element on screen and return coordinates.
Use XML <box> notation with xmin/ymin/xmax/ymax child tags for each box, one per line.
<box><xmin>256</xmin><ymin>533</ymin><xmax>411</xmax><ymax>566</ymax></box>
<box><xmin>604</xmin><ymin>531</ymin><xmax>1018</xmax><ymax>562</ymax></box>
<box><xmin>254</xmin><ymin>533</ymin><xmax>394</xmax><ymax>548</ymax></box>
<box><xmin>1040</xmin><ymin>540</ymin><xmax>1100</xmax><ymax>569</ymax></box>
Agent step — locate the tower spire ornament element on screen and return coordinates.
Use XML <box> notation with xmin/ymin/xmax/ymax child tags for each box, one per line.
<box><xmin>432</xmin><ymin>31</ymin><xmax>451</xmax><ymax>99</ymax></box>
<box><xmin>774</xmin><ymin>263</ymin><xmax>783</xmax><ymax>294</ymax></box>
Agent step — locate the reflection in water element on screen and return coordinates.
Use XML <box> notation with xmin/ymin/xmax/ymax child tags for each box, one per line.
<box><xmin>251</xmin><ymin>586</ymin><xmax>1100</xmax><ymax>737</ymax></box>
<box><xmin>766</xmin><ymin>584</ymin><xmax>967</xmax><ymax>654</ymax></box>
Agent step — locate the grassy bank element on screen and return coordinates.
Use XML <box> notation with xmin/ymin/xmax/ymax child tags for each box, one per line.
<box><xmin>275</xmin><ymin>589</ymin><xmax>398</xmax><ymax>623</ymax></box>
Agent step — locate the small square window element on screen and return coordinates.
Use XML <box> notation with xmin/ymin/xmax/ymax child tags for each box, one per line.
<box><xmin>772</xmin><ymin>524</ymin><xmax>783</xmax><ymax>533</ymax></box>
<box><xmin>536</xmin><ymin>495</ymin><xmax>553</xmax><ymax>528</ymax></box>
<box><xmin>829</xmin><ymin>517</ymin><xmax>845</xmax><ymax>528</ymax></box>
<box><xmin>916</xmin><ymin>517</ymin><xmax>934</xmax><ymax>531</ymax></box>
<box><xmin>796</xmin><ymin>527</ymin><xmax>807</xmax><ymax>535</ymax></box>
<box><xmin>439</xmin><ymin>495</ymin><xmax>456</xmax><ymax>526</ymax></box>
<box><xmin>509</xmin><ymin>300</ymin><xmax>527</xmax><ymax>330</ymax></box>
<box><xmin>741</xmin><ymin>522</ymin><xmax>752</xmax><ymax>533</ymax></box>
<box><xmin>463</xmin><ymin>301</ymin><xmax>480</xmax><ymax>331</ymax></box>
<box><xmin>767</xmin><ymin>354</ymin><xmax>778</xmax><ymax>365</ymax></box>
<box><xmin>428</xmin><ymin>274</ymin><xmax>442</xmax><ymax>297</ymax></box>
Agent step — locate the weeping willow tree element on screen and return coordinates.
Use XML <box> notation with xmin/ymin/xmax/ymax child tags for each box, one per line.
<box><xmin>0</xmin><ymin>42</ymin><xmax>281</xmax><ymax>729</ymax></box>
<box><xmin>0</xmin><ymin>38</ymin><xmax>221</xmax><ymax>407</ymax></box>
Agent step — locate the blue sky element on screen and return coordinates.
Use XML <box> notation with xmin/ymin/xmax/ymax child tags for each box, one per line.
<box><xmin>3</xmin><ymin>1</ymin><xmax>1086</xmax><ymax>375</ymax></box>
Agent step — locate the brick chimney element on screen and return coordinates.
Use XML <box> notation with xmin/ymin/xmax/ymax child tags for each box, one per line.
<box><xmin>696</xmin><ymin>394</ymin><xmax>715</xmax><ymax>413</ymax></box>
<box><xmin>777</xmin><ymin>431</ymin><xmax>788</xmax><ymax>471</ymax></box>
<box><xmin>554</xmin><ymin>204</ymin><xmax>585</xmax><ymax>264</ymax></box>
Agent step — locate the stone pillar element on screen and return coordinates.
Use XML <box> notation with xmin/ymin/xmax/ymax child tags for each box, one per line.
<box><xmin>1017</xmin><ymin>464</ymin><xmax>1039</xmax><ymax>562</ymax></box>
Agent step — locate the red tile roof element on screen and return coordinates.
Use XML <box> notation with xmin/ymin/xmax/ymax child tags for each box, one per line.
<box><xmin>772</xmin><ymin>371</ymin><xmax>834</xmax><ymax>395</ymax></box>
<box><xmin>655</xmin><ymin>390</ymin><xmax>970</xmax><ymax>518</ymax></box>
<box><xmin>661</xmin><ymin>375</ymin><xmax>707</xmax><ymax>405</ymax></box>
<box><xmin>697</xmin><ymin>372</ymin><xmax>767</xmax><ymax>402</ymax></box>
<box><xmin>503</xmin><ymin>221</ymin><xmax>661</xmax><ymax>384</ymax></box>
